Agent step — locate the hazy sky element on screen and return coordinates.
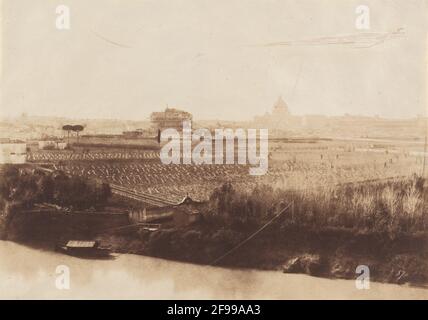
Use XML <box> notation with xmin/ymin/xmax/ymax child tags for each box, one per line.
<box><xmin>1</xmin><ymin>0</ymin><xmax>427</xmax><ymax>120</ymax></box>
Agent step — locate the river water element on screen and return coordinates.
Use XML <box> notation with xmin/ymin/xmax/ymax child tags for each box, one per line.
<box><xmin>0</xmin><ymin>241</ymin><xmax>427</xmax><ymax>299</ymax></box>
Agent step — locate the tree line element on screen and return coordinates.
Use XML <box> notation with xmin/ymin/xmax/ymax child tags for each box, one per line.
<box><xmin>62</xmin><ymin>124</ymin><xmax>85</xmax><ymax>143</ymax></box>
<box><xmin>0</xmin><ymin>165</ymin><xmax>111</xmax><ymax>211</ymax></box>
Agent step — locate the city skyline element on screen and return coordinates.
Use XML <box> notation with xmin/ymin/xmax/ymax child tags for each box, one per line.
<box><xmin>1</xmin><ymin>0</ymin><xmax>427</xmax><ymax>121</ymax></box>
<box><xmin>2</xmin><ymin>95</ymin><xmax>426</xmax><ymax>123</ymax></box>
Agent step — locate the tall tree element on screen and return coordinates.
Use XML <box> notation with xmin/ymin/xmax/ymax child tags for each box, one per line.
<box><xmin>71</xmin><ymin>125</ymin><xmax>84</xmax><ymax>143</ymax></box>
<box><xmin>62</xmin><ymin>125</ymin><xmax>73</xmax><ymax>144</ymax></box>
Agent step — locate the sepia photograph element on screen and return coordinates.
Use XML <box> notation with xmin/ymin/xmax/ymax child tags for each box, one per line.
<box><xmin>0</xmin><ymin>0</ymin><xmax>428</xmax><ymax>304</ymax></box>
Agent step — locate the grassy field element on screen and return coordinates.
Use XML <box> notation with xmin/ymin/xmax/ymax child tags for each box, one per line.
<box><xmin>30</xmin><ymin>138</ymin><xmax>425</xmax><ymax>204</ymax></box>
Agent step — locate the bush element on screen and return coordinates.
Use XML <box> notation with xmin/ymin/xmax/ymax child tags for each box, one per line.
<box><xmin>0</xmin><ymin>166</ymin><xmax>111</xmax><ymax>211</ymax></box>
<box><xmin>208</xmin><ymin>177</ymin><xmax>427</xmax><ymax>235</ymax></box>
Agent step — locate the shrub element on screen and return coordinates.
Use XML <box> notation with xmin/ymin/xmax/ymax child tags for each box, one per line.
<box><xmin>208</xmin><ymin>176</ymin><xmax>427</xmax><ymax>235</ymax></box>
<box><xmin>0</xmin><ymin>166</ymin><xmax>111</xmax><ymax>211</ymax></box>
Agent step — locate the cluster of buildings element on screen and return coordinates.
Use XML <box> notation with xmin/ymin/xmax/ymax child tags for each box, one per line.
<box><xmin>38</xmin><ymin>140</ymin><xmax>68</xmax><ymax>150</ymax></box>
<box><xmin>150</xmin><ymin>107</ymin><xmax>193</xmax><ymax>132</ymax></box>
<box><xmin>0</xmin><ymin>138</ymin><xmax>69</xmax><ymax>165</ymax></box>
<box><xmin>253</xmin><ymin>97</ymin><xmax>426</xmax><ymax>138</ymax></box>
<box><xmin>120</xmin><ymin>108</ymin><xmax>193</xmax><ymax>138</ymax></box>
<box><xmin>253</xmin><ymin>96</ymin><xmax>328</xmax><ymax>130</ymax></box>
<box><xmin>1</xmin><ymin>99</ymin><xmax>425</xmax><ymax>165</ymax></box>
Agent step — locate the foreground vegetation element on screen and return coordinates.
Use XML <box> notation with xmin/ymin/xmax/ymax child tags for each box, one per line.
<box><xmin>207</xmin><ymin>176</ymin><xmax>427</xmax><ymax>234</ymax></box>
<box><xmin>100</xmin><ymin>176</ymin><xmax>428</xmax><ymax>285</ymax></box>
<box><xmin>0</xmin><ymin>165</ymin><xmax>111</xmax><ymax>237</ymax></box>
<box><xmin>0</xmin><ymin>165</ymin><xmax>111</xmax><ymax>210</ymax></box>
<box><xmin>1</xmin><ymin>163</ymin><xmax>427</xmax><ymax>285</ymax></box>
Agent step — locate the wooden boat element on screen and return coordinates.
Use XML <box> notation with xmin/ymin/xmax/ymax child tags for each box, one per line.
<box><xmin>56</xmin><ymin>240</ymin><xmax>112</xmax><ymax>258</ymax></box>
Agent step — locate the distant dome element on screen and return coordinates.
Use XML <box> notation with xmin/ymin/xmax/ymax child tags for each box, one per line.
<box><xmin>272</xmin><ymin>96</ymin><xmax>289</xmax><ymax>115</ymax></box>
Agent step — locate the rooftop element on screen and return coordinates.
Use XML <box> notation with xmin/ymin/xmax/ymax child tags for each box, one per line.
<box><xmin>66</xmin><ymin>240</ymin><xmax>97</xmax><ymax>248</ymax></box>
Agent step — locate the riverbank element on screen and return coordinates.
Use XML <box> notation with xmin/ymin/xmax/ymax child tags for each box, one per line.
<box><xmin>94</xmin><ymin>223</ymin><xmax>428</xmax><ymax>286</ymax></box>
<box><xmin>3</xmin><ymin>212</ymin><xmax>427</xmax><ymax>287</ymax></box>
<box><xmin>1</xmin><ymin>241</ymin><xmax>427</xmax><ymax>300</ymax></box>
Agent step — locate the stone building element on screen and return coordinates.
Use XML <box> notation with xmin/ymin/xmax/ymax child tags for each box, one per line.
<box><xmin>253</xmin><ymin>96</ymin><xmax>302</xmax><ymax>129</ymax></box>
<box><xmin>150</xmin><ymin>107</ymin><xmax>193</xmax><ymax>132</ymax></box>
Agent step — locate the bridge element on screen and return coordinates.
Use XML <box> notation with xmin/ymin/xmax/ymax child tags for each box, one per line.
<box><xmin>110</xmin><ymin>183</ymin><xmax>180</xmax><ymax>207</ymax></box>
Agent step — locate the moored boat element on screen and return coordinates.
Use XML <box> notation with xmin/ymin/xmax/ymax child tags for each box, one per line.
<box><xmin>56</xmin><ymin>240</ymin><xmax>112</xmax><ymax>258</ymax></box>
